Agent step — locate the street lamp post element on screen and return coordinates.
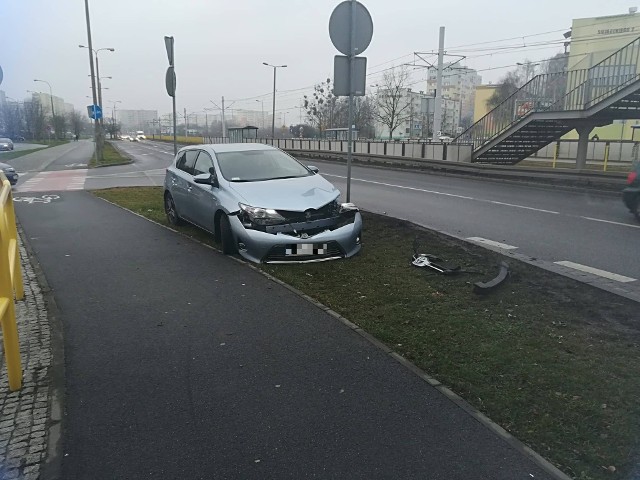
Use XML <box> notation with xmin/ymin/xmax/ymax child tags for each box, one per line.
<box><xmin>79</xmin><ymin>45</ymin><xmax>114</xmax><ymax>128</ymax></box>
<box><xmin>255</xmin><ymin>99</ymin><xmax>265</xmax><ymax>131</ymax></box>
<box><xmin>263</xmin><ymin>62</ymin><xmax>287</xmax><ymax>139</ymax></box>
<box><xmin>33</xmin><ymin>79</ymin><xmax>56</xmax><ymax>138</ymax></box>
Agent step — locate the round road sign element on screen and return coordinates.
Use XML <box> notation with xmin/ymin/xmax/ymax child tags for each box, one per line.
<box><xmin>329</xmin><ymin>1</ymin><xmax>373</xmax><ymax>56</ymax></box>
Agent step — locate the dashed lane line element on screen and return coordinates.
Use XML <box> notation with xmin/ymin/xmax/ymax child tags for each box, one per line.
<box><xmin>466</xmin><ymin>237</ymin><xmax>518</xmax><ymax>250</ymax></box>
<box><xmin>580</xmin><ymin>216</ymin><xmax>640</xmax><ymax>230</ymax></box>
<box><xmin>554</xmin><ymin>261</ymin><xmax>637</xmax><ymax>283</ymax></box>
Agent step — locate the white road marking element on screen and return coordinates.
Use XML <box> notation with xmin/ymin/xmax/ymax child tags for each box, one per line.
<box><xmin>487</xmin><ymin>200</ymin><xmax>559</xmax><ymax>214</ymax></box>
<box><xmin>554</xmin><ymin>261</ymin><xmax>637</xmax><ymax>283</ymax></box>
<box><xmin>322</xmin><ymin>173</ymin><xmax>559</xmax><ymax>213</ymax></box>
<box><xmin>322</xmin><ymin>173</ymin><xmax>475</xmax><ymax>200</ymax></box>
<box><xmin>466</xmin><ymin>237</ymin><xmax>518</xmax><ymax>250</ymax></box>
<box><xmin>581</xmin><ymin>216</ymin><xmax>640</xmax><ymax>229</ymax></box>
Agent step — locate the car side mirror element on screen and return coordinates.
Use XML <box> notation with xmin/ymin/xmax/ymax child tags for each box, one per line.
<box><xmin>308</xmin><ymin>165</ymin><xmax>319</xmax><ymax>174</ymax></box>
<box><xmin>194</xmin><ymin>173</ymin><xmax>218</xmax><ymax>187</ymax></box>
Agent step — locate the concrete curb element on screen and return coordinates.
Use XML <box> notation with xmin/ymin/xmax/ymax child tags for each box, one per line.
<box><xmin>94</xmin><ymin>194</ymin><xmax>572</xmax><ymax>480</ymax></box>
<box><xmin>16</xmin><ymin>224</ymin><xmax>65</xmax><ymax>480</ymax></box>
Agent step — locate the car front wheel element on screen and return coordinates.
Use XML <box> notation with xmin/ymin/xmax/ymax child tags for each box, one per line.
<box><xmin>219</xmin><ymin>214</ymin><xmax>238</xmax><ymax>255</ymax></box>
<box><xmin>164</xmin><ymin>193</ymin><xmax>184</xmax><ymax>226</ymax></box>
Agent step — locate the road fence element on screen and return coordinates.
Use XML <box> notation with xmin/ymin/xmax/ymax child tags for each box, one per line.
<box><xmin>0</xmin><ymin>171</ymin><xmax>24</xmax><ymax>391</ymax></box>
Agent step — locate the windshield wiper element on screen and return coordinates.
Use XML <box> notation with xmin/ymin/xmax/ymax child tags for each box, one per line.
<box><xmin>270</xmin><ymin>175</ymin><xmax>304</xmax><ymax>180</ymax></box>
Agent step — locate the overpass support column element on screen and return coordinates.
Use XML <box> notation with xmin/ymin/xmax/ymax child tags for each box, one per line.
<box><xmin>575</xmin><ymin>125</ymin><xmax>594</xmax><ymax>170</ymax></box>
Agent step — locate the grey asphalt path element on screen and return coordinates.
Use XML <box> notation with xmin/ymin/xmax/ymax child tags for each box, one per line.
<box><xmin>16</xmin><ymin>191</ymin><xmax>555</xmax><ymax>480</ymax></box>
<box><xmin>4</xmin><ymin>140</ymin><xmax>93</xmax><ymax>174</ymax></box>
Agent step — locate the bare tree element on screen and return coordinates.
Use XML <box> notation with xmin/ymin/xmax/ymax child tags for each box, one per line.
<box><xmin>24</xmin><ymin>99</ymin><xmax>46</xmax><ymax>140</ymax></box>
<box><xmin>332</xmin><ymin>96</ymin><xmax>376</xmax><ymax>138</ymax></box>
<box><xmin>68</xmin><ymin>110</ymin><xmax>85</xmax><ymax>139</ymax></box>
<box><xmin>303</xmin><ymin>78</ymin><xmax>335</xmax><ymax>133</ymax></box>
<box><xmin>374</xmin><ymin>67</ymin><xmax>412</xmax><ymax>139</ymax></box>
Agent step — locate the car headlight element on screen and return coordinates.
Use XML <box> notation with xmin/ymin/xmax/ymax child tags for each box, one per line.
<box><xmin>339</xmin><ymin>202</ymin><xmax>359</xmax><ymax>213</ymax></box>
<box><xmin>2</xmin><ymin>167</ymin><xmax>15</xmax><ymax>173</ymax></box>
<box><xmin>239</xmin><ymin>203</ymin><xmax>286</xmax><ymax>226</ymax></box>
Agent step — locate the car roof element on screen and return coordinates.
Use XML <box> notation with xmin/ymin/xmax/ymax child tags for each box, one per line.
<box><xmin>181</xmin><ymin>143</ymin><xmax>276</xmax><ymax>155</ymax></box>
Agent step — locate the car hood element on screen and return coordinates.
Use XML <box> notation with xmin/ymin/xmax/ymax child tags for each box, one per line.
<box><xmin>227</xmin><ymin>174</ymin><xmax>339</xmax><ymax>211</ymax></box>
<box><xmin>0</xmin><ymin>162</ymin><xmax>14</xmax><ymax>170</ymax></box>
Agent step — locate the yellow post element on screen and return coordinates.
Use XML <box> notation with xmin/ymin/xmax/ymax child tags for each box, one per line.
<box><xmin>552</xmin><ymin>142</ymin><xmax>559</xmax><ymax>169</ymax></box>
<box><xmin>603</xmin><ymin>142</ymin><xmax>610</xmax><ymax>172</ymax></box>
<box><xmin>0</xmin><ymin>172</ymin><xmax>23</xmax><ymax>391</ymax></box>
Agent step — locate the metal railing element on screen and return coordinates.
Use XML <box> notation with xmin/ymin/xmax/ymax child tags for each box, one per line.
<box><xmin>455</xmin><ymin>36</ymin><xmax>640</xmax><ymax>151</ymax></box>
<box><xmin>0</xmin><ymin>171</ymin><xmax>24</xmax><ymax>391</ymax></box>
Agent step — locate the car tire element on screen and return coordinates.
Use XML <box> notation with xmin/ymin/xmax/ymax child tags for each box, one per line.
<box><xmin>164</xmin><ymin>193</ymin><xmax>184</xmax><ymax>226</ymax></box>
<box><xmin>219</xmin><ymin>214</ymin><xmax>238</xmax><ymax>255</ymax></box>
<box><xmin>634</xmin><ymin>198</ymin><xmax>640</xmax><ymax>222</ymax></box>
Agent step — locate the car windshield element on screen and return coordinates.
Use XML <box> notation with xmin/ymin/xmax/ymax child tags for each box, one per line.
<box><xmin>215</xmin><ymin>149</ymin><xmax>311</xmax><ymax>182</ymax></box>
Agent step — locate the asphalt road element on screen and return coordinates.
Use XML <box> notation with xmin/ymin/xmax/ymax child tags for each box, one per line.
<box><xmin>15</xmin><ymin>192</ymin><xmax>556</xmax><ymax>479</ymax></box>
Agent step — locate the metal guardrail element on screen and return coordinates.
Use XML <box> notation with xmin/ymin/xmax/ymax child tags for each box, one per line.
<box><xmin>0</xmin><ymin>171</ymin><xmax>24</xmax><ymax>391</ymax></box>
<box><xmin>455</xmin><ymin>36</ymin><xmax>640</xmax><ymax>151</ymax></box>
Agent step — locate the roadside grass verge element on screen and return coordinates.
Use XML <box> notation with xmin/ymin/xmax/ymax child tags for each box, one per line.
<box><xmin>0</xmin><ymin>148</ymin><xmax>48</xmax><ymax>161</ymax></box>
<box><xmin>34</xmin><ymin>139</ymin><xmax>70</xmax><ymax>147</ymax></box>
<box><xmin>93</xmin><ymin>185</ymin><xmax>640</xmax><ymax>480</ymax></box>
<box><xmin>90</xmin><ymin>141</ymin><xmax>130</xmax><ymax>168</ymax></box>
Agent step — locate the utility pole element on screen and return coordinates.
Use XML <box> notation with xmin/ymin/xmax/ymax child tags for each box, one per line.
<box><xmin>84</xmin><ymin>0</ymin><xmax>102</xmax><ymax>160</ymax></box>
<box><xmin>432</xmin><ymin>26</ymin><xmax>445</xmax><ymax>142</ymax></box>
<box><xmin>210</xmin><ymin>97</ymin><xmax>234</xmax><ymax>139</ymax></box>
<box><xmin>184</xmin><ymin>107</ymin><xmax>187</xmax><ymax>138</ymax></box>
<box><xmin>221</xmin><ymin>97</ymin><xmax>226</xmax><ymax>138</ymax></box>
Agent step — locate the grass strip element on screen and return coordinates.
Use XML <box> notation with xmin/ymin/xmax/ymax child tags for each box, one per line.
<box><xmin>90</xmin><ymin>141</ymin><xmax>130</xmax><ymax>168</ymax></box>
<box><xmin>93</xmin><ymin>185</ymin><xmax>640</xmax><ymax>480</ymax></box>
<box><xmin>0</xmin><ymin>148</ymin><xmax>48</xmax><ymax>161</ymax></box>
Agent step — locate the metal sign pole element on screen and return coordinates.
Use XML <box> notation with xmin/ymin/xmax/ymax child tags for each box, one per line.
<box><xmin>346</xmin><ymin>0</ymin><xmax>356</xmax><ymax>203</ymax></box>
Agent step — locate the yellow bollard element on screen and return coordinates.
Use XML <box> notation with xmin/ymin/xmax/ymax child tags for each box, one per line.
<box><xmin>552</xmin><ymin>142</ymin><xmax>559</xmax><ymax>169</ymax></box>
<box><xmin>603</xmin><ymin>143</ymin><xmax>610</xmax><ymax>172</ymax></box>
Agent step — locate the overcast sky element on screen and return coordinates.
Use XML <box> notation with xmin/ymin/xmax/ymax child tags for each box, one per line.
<box><xmin>1</xmin><ymin>0</ymin><xmax>636</xmax><ymax>121</ymax></box>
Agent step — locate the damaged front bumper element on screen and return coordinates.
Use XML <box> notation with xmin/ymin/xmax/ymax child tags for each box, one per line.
<box><xmin>228</xmin><ymin>211</ymin><xmax>363</xmax><ymax>263</ymax></box>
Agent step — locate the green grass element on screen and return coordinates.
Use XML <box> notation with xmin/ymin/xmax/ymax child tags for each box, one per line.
<box><xmin>90</xmin><ymin>141</ymin><xmax>130</xmax><ymax>168</ymax></box>
<box><xmin>93</xmin><ymin>186</ymin><xmax>640</xmax><ymax>480</ymax></box>
<box><xmin>33</xmin><ymin>139</ymin><xmax>70</xmax><ymax>147</ymax></box>
<box><xmin>0</xmin><ymin>148</ymin><xmax>48</xmax><ymax>161</ymax></box>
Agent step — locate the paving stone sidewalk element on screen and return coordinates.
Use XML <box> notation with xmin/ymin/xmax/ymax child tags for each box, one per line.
<box><xmin>0</xmin><ymin>241</ymin><xmax>53</xmax><ymax>480</ymax></box>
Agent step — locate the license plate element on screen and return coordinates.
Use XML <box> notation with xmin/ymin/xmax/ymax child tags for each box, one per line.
<box><xmin>285</xmin><ymin>243</ymin><xmax>328</xmax><ymax>256</ymax></box>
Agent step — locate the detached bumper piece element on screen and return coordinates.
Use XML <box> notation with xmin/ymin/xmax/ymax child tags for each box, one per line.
<box><xmin>263</xmin><ymin>241</ymin><xmax>344</xmax><ymax>263</ymax></box>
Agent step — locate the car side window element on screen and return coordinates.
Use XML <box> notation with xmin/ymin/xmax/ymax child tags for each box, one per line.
<box><xmin>193</xmin><ymin>151</ymin><xmax>215</xmax><ymax>176</ymax></box>
<box><xmin>175</xmin><ymin>152</ymin><xmax>187</xmax><ymax>172</ymax></box>
<box><xmin>182</xmin><ymin>150</ymin><xmax>200</xmax><ymax>175</ymax></box>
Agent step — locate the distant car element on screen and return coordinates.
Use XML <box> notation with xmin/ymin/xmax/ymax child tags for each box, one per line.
<box><xmin>0</xmin><ymin>138</ymin><xmax>14</xmax><ymax>151</ymax></box>
<box><xmin>163</xmin><ymin>143</ymin><xmax>362</xmax><ymax>263</ymax></box>
<box><xmin>622</xmin><ymin>159</ymin><xmax>640</xmax><ymax>221</ymax></box>
<box><xmin>136</xmin><ymin>131</ymin><xmax>146</xmax><ymax>140</ymax></box>
<box><xmin>14</xmin><ymin>136</ymin><xmax>25</xmax><ymax>142</ymax></box>
<box><xmin>0</xmin><ymin>162</ymin><xmax>18</xmax><ymax>185</ymax></box>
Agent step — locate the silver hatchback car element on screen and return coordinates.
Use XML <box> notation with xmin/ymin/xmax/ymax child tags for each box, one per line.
<box><xmin>163</xmin><ymin>143</ymin><xmax>362</xmax><ymax>263</ymax></box>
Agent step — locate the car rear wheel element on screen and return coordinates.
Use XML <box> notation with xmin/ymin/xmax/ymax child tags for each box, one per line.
<box><xmin>164</xmin><ymin>193</ymin><xmax>184</xmax><ymax>226</ymax></box>
<box><xmin>219</xmin><ymin>214</ymin><xmax>237</xmax><ymax>255</ymax></box>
